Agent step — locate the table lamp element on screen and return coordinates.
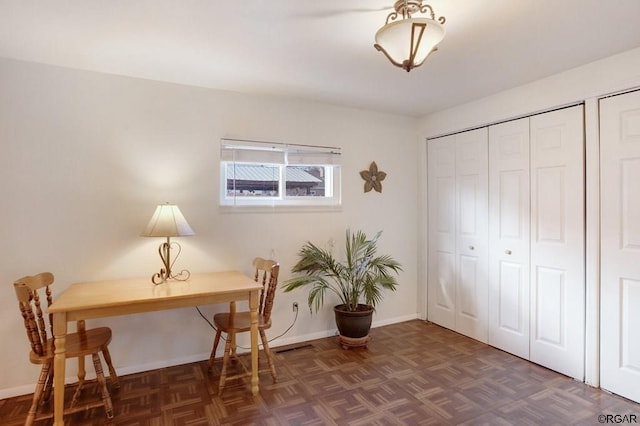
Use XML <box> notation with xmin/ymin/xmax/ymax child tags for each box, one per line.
<box><xmin>141</xmin><ymin>203</ymin><xmax>195</xmax><ymax>284</ymax></box>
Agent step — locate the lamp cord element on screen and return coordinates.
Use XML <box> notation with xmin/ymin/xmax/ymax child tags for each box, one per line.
<box><xmin>195</xmin><ymin>305</ymin><xmax>298</xmax><ymax>350</ymax></box>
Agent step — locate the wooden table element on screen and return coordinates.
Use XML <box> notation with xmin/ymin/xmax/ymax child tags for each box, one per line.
<box><xmin>48</xmin><ymin>271</ymin><xmax>262</xmax><ymax>425</ymax></box>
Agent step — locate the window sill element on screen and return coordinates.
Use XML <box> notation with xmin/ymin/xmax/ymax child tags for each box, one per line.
<box><xmin>218</xmin><ymin>205</ymin><xmax>343</xmax><ymax>214</ymax></box>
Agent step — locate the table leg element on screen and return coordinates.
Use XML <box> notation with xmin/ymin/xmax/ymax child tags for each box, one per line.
<box><xmin>249</xmin><ymin>290</ymin><xmax>259</xmax><ymax>395</ymax></box>
<box><xmin>52</xmin><ymin>312</ymin><xmax>68</xmax><ymax>425</ymax></box>
<box><xmin>229</xmin><ymin>301</ymin><xmax>237</xmax><ymax>357</ymax></box>
<box><xmin>76</xmin><ymin>320</ymin><xmax>86</xmax><ymax>383</ymax></box>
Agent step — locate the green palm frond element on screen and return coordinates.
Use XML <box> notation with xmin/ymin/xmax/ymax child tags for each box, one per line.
<box><xmin>283</xmin><ymin>229</ymin><xmax>403</xmax><ymax>313</ymax></box>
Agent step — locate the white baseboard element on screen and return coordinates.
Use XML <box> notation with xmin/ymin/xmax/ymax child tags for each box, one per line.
<box><xmin>268</xmin><ymin>312</ymin><xmax>419</xmax><ymax>349</ymax></box>
<box><xmin>372</xmin><ymin>313</ymin><xmax>419</xmax><ymax>328</ymax></box>
<box><xmin>0</xmin><ymin>384</ymin><xmax>34</xmax><ymax>400</ymax></box>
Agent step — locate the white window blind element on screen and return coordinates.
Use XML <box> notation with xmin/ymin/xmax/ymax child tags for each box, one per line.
<box><xmin>221</xmin><ymin>139</ymin><xmax>341</xmax><ymax>166</ymax></box>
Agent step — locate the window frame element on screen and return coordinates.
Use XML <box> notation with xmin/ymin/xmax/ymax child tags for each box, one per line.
<box><xmin>219</xmin><ymin>139</ymin><xmax>342</xmax><ymax>209</ymax></box>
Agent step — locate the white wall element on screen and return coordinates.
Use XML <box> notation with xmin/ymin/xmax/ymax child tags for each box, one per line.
<box><xmin>418</xmin><ymin>47</ymin><xmax>640</xmax><ymax>137</ymax></box>
<box><xmin>418</xmin><ymin>46</ymin><xmax>640</xmax><ymax>387</ymax></box>
<box><xmin>0</xmin><ymin>57</ymin><xmax>420</xmax><ymax>397</ymax></box>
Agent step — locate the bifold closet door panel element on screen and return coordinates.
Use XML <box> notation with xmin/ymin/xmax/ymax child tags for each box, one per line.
<box><xmin>427</xmin><ymin>129</ymin><xmax>489</xmax><ymax>341</ymax></box>
<box><xmin>427</xmin><ymin>135</ymin><xmax>456</xmax><ymax>330</ymax></box>
<box><xmin>529</xmin><ymin>105</ymin><xmax>585</xmax><ymax>381</ymax></box>
<box><xmin>488</xmin><ymin>118</ymin><xmax>531</xmax><ymax>359</ymax></box>
<box><xmin>454</xmin><ymin>128</ymin><xmax>489</xmax><ymax>343</ymax></box>
<box><xmin>600</xmin><ymin>90</ymin><xmax>640</xmax><ymax>403</ymax></box>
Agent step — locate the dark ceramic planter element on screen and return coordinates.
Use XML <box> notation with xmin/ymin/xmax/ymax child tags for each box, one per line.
<box><xmin>333</xmin><ymin>304</ymin><xmax>374</xmax><ymax>338</ymax></box>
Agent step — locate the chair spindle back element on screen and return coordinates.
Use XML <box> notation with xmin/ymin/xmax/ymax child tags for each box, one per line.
<box><xmin>14</xmin><ymin>272</ymin><xmax>55</xmax><ymax>357</ymax></box>
<box><xmin>252</xmin><ymin>258</ymin><xmax>279</xmax><ymax>323</ymax></box>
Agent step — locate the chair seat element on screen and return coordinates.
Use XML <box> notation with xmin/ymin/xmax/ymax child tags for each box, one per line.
<box><xmin>213</xmin><ymin>312</ymin><xmax>271</xmax><ymax>333</ymax></box>
<box><xmin>29</xmin><ymin>327</ymin><xmax>113</xmax><ymax>365</ymax></box>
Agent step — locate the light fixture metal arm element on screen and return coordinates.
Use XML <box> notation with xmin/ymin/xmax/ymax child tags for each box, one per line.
<box><xmin>374</xmin><ymin>43</ymin><xmax>405</xmax><ymax>69</ymax></box>
<box><xmin>417</xmin><ymin>3</ymin><xmax>445</xmax><ymax>24</ymax></box>
<box><xmin>385</xmin><ymin>0</ymin><xmax>445</xmax><ymax>23</ymax></box>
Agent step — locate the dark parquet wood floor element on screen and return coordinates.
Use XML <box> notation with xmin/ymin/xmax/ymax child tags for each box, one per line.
<box><xmin>1</xmin><ymin>320</ymin><xmax>638</xmax><ymax>425</ymax></box>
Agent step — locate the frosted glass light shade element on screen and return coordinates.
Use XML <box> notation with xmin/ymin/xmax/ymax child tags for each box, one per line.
<box><xmin>141</xmin><ymin>203</ymin><xmax>195</xmax><ymax>237</ymax></box>
<box><xmin>374</xmin><ymin>17</ymin><xmax>445</xmax><ymax>71</ymax></box>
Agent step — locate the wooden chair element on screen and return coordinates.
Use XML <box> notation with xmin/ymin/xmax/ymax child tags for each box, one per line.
<box><xmin>208</xmin><ymin>258</ymin><xmax>279</xmax><ymax>394</ymax></box>
<box><xmin>13</xmin><ymin>272</ymin><xmax>119</xmax><ymax>425</ymax></box>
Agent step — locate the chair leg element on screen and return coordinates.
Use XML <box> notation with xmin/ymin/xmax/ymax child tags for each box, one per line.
<box><xmin>42</xmin><ymin>365</ymin><xmax>54</xmax><ymax>403</ymax></box>
<box><xmin>25</xmin><ymin>362</ymin><xmax>51</xmax><ymax>426</ymax></box>
<box><xmin>218</xmin><ymin>333</ymin><xmax>233</xmax><ymax>394</ymax></box>
<box><xmin>260</xmin><ymin>329</ymin><xmax>277</xmax><ymax>383</ymax></box>
<box><xmin>92</xmin><ymin>353</ymin><xmax>114</xmax><ymax>419</ymax></box>
<box><xmin>101</xmin><ymin>346</ymin><xmax>120</xmax><ymax>388</ymax></box>
<box><xmin>209</xmin><ymin>329</ymin><xmax>222</xmax><ymax>371</ymax></box>
<box><xmin>69</xmin><ymin>363</ymin><xmax>87</xmax><ymax>410</ymax></box>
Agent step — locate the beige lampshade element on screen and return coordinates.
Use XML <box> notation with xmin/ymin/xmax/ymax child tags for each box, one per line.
<box><xmin>374</xmin><ymin>17</ymin><xmax>445</xmax><ymax>70</ymax></box>
<box><xmin>141</xmin><ymin>203</ymin><xmax>195</xmax><ymax>237</ymax></box>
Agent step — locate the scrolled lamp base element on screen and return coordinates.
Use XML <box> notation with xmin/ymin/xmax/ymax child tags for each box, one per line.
<box><xmin>151</xmin><ymin>238</ymin><xmax>191</xmax><ymax>284</ymax></box>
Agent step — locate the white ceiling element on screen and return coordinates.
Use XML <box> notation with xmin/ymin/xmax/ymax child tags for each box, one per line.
<box><xmin>1</xmin><ymin>0</ymin><xmax>639</xmax><ymax>117</ymax></box>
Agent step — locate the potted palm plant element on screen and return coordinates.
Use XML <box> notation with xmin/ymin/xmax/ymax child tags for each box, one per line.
<box><xmin>283</xmin><ymin>229</ymin><xmax>402</xmax><ymax>348</ymax></box>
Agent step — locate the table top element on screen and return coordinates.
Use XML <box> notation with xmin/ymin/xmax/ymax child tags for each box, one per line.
<box><xmin>49</xmin><ymin>271</ymin><xmax>261</xmax><ymax>314</ymax></box>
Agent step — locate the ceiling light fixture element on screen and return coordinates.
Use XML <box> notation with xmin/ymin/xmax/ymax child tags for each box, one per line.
<box><xmin>374</xmin><ymin>0</ymin><xmax>446</xmax><ymax>72</ymax></box>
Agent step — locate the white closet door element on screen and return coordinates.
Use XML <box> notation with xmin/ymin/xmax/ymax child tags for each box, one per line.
<box><xmin>488</xmin><ymin>118</ymin><xmax>530</xmax><ymax>359</ymax></box>
<box><xmin>529</xmin><ymin>105</ymin><xmax>585</xmax><ymax>380</ymax></box>
<box><xmin>600</xmin><ymin>90</ymin><xmax>640</xmax><ymax>403</ymax></box>
<box><xmin>427</xmin><ymin>135</ymin><xmax>456</xmax><ymax>330</ymax></box>
<box><xmin>455</xmin><ymin>128</ymin><xmax>489</xmax><ymax>342</ymax></box>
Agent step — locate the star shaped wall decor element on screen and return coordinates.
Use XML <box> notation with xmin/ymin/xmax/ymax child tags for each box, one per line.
<box><xmin>360</xmin><ymin>161</ymin><xmax>387</xmax><ymax>193</ymax></box>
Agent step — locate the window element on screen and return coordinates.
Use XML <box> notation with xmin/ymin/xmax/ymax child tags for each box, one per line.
<box><xmin>220</xmin><ymin>139</ymin><xmax>342</xmax><ymax>208</ymax></box>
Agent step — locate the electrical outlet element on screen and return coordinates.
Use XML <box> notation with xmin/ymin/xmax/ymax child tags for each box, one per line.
<box><xmin>292</xmin><ymin>302</ymin><xmax>299</xmax><ymax>311</ymax></box>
